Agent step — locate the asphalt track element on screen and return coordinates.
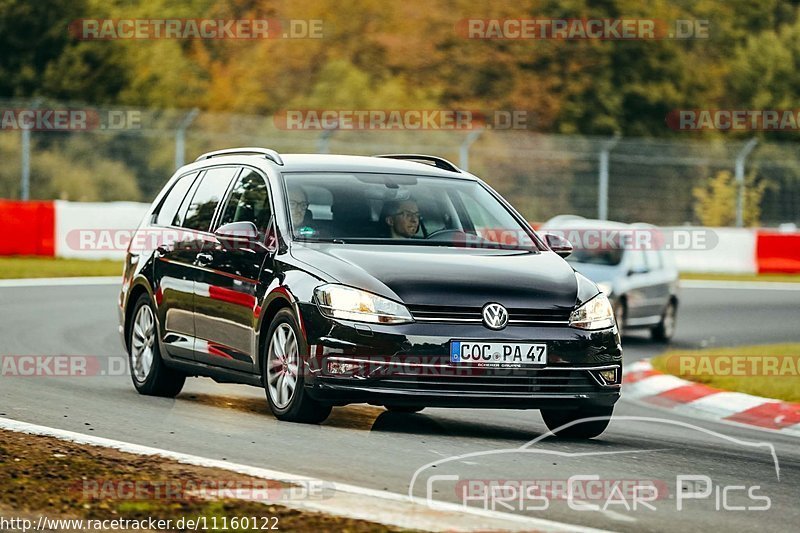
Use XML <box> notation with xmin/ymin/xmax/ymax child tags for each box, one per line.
<box><xmin>1</xmin><ymin>281</ymin><xmax>799</xmax><ymax>532</ymax></box>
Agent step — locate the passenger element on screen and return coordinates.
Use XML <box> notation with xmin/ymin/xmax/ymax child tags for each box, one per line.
<box><xmin>383</xmin><ymin>199</ymin><xmax>421</xmax><ymax>238</ymax></box>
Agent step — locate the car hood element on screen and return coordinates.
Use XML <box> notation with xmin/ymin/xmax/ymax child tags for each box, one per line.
<box><xmin>290</xmin><ymin>243</ymin><xmax>579</xmax><ymax>310</ymax></box>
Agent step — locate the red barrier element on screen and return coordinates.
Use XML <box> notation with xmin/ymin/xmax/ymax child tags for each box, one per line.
<box><xmin>0</xmin><ymin>200</ymin><xmax>55</xmax><ymax>256</ymax></box>
<box><xmin>756</xmin><ymin>231</ymin><xmax>800</xmax><ymax>273</ymax></box>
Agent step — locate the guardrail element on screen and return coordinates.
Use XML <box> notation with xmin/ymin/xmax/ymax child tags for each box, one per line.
<box><xmin>0</xmin><ymin>200</ymin><xmax>798</xmax><ymax>273</ymax></box>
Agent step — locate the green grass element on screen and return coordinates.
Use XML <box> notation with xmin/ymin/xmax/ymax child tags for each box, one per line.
<box><xmin>0</xmin><ymin>256</ymin><xmax>123</xmax><ymax>279</ymax></box>
<box><xmin>651</xmin><ymin>343</ymin><xmax>800</xmax><ymax>403</ymax></box>
<box><xmin>680</xmin><ymin>272</ymin><xmax>800</xmax><ymax>283</ymax></box>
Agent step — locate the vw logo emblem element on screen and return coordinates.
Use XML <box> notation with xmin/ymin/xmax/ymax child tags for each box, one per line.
<box><xmin>482</xmin><ymin>303</ymin><xmax>509</xmax><ymax>330</ymax></box>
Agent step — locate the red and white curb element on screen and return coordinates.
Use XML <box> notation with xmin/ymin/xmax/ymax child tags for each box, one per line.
<box><xmin>623</xmin><ymin>360</ymin><xmax>800</xmax><ymax>437</ymax></box>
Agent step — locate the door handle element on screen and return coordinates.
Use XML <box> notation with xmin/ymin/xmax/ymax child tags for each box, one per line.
<box><xmin>195</xmin><ymin>252</ymin><xmax>213</xmax><ymax>266</ymax></box>
<box><xmin>154</xmin><ymin>245</ymin><xmax>169</xmax><ymax>258</ymax></box>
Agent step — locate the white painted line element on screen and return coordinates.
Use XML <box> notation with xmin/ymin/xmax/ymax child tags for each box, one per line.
<box><xmin>624</xmin><ymin>360</ymin><xmax>653</xmax><ymax>373</ymax></box>
<box><xmin>679</xmin><ymin>279</ymin><xmax>800</xmax><ymax>291</ymax></box>
<box><xmin>675</xmin><ymin>392</ymin><xmax>770</xmax><ymax>419</ymax></box>
<box><xmin>779</xmin><ymin>423</ymin><xmax>800</xmax><ymax>438</ymax></box>
<box><xmin>0</xmin><ymin>276</ymin><xmax>120</xmax><ymax>288</ymax></box>
<box><xmin>624</xmin><ymin>374</ymin><xmax>687</xmax><ymax>399</ymax></box>
<box><xmin>0</xmin><ymin>417</ymin><xmax>607</xmax><ymax>533</ymax></box>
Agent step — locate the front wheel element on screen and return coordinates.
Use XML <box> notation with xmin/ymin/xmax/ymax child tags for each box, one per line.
<box><xmin>128</xmin><ymin>293</ymin><xmax>185</xmax><ymax>397</ymax></box>
<box><xmin>541</xmin><ymin>406</ymin><xmax>613</xmax><ymax>439</ymax></box>
<box><xmin>651</xmin><ymin>300</ymin><xmax>677</xmax><ymax>342</ymax></box>
<box><xmin>263</xmin><ymin>309</ymin><xmax>331</xmax><ymax>424</ymax></box>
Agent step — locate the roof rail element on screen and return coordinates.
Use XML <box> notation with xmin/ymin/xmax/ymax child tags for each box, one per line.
<box><xmin>374</xmin><ymin>154</ymin><xmax>460</xmax><ymax>173</ymax></box>
<box><xmin>195</xmin><ymin>147</ymin><xmax>284</xmax><ymax>166</ymax></box>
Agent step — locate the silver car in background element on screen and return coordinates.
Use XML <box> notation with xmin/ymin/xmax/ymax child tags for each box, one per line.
<box><xmin>542</xmin><ymin>216</ymin><xmax>679</xmax><ymax>342</ymax></box>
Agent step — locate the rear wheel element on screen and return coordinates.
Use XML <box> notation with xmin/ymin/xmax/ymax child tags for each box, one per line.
<box><xmin>128</xmin><ymin>293</ymin><xmax>185</xmax><ymax>397</ymax></box>
<box><xmin>651</xmin><ymin>300</ymin><xmax>677</xmax><ymax>342</ymax></box>
<box><xmin>263</xmin><ymin>309</ymin><xmax>331</xmax><ymax>424</ymax></box>
<box><xmin>385</xmin><ymin>405</ymin><xmax>424</xmax><ymax>413</ymax></box>
<box><xmin>541</xmin><ymin>406</ymin><xmax>613</xmax><ymax>439</ymax></box>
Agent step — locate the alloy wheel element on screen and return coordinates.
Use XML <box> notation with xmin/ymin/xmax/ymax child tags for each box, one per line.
<box><xmin>267</xmin><ymin>323</ymin><xmax>300</xmax><ymax>409</ymax></box>
<box><xmin>131</xmin><ymin>304</ymin><xmax>156</xmax><ymax>382</ymax></box>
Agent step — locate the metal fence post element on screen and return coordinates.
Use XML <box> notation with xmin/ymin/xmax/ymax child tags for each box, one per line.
<box><xmin>459</xmin><ymin>129</ymin><xmax>484</xmax><ymax>172</ymax></box>
<box><xmin>20</xmin><ymin>128</ymin><xmax>30</xmax><ymax>200</ymax></box>
<box><xmin>175</xmin><ymin>108</ymin><xmax>200</xmax><ymax>169</ymax></box>
<box><xmin>317</xmin><ymin>128</ymin><xmax>336</xmax><ymax>154</ymax></box>
<box><xmin>735</xmin><ymin>137</ymin><xmax>758</xmax><ymax>228</ymax></box>
<box><xmin>20</xmin><ymin>98</ymin><xmax>42</xmax><ymax>200</ymax></box>
<box><xmin>598</xmin><ymin>134</ymin><xmax>621</xmax><ymax>220</ymax></box>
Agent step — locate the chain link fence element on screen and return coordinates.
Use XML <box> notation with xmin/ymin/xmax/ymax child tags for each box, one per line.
<box><xmin>1</xmin><ymin>98</ymin><xmax>798</xmax><ymax>227</ymax></box>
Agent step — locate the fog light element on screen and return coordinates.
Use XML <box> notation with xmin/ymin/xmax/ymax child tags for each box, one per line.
<box><xmin>599</xmin><ymin>369</ymin><xmax>618</xmax><ymax>384</ymax></box>
<box><xmin>327</xmin><ymin>361</ymin><xmax>361</xmax><ymax>375</ymax></box>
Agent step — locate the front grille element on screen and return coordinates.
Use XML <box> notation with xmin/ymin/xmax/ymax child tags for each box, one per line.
<box><xmin>407</xmin><ymin>304</ymin><xmax>571</xmax><ymax>325</ymax></box>
<box><xmin>369</xmin><ymin>368</ymin><xmax>599</xmax><ymax>395</ymax></box>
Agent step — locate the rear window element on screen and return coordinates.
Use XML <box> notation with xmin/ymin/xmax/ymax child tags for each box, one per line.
<box><xmin>153</xmin><ymin>172</ymin><xmax>197</xmax><ymax>227</ymax></box>
<box><xmin>181</xmin><ymin>167</ymin><xmax>238</xmax><ymax>232</ymax></box>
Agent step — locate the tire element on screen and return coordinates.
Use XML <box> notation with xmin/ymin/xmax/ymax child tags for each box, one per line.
<box><xmin>651</xmin><ymin>300</ymin><xmax>677</xmax><ymax>342</ymax></box>
<box><xmin>613</xmin><ymin>300</ymin><xmax>626</xmax><ymax>338</ymax></box>
<box><xmin>263</xmin><ymin>309</ymin><xmax>332</xmax><ymax>424</ymax></box>
<box><xmin>385</xmin><ymin>405</ymin><xmax>424</xmax><ymax>413</ymax></box>
<box><xmin>541</xmin><ymin>406</ymin><xmax>614</xmax><ymax>439</ymax></box>
<box><xmin>128</xmin><ymin>293</ymin><xmax>185</xmax><ymax>397</ymax></box>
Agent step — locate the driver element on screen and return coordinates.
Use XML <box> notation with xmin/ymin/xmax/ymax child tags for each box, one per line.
<box><xmin>384</xmin><ymin>199</ymin><xmax>420</xmax><ymax>238</ymax></box>
<box><xmin>288</xmin><ymin>186</ymin><xmax>316</xmax><ymax>237</ymax></box>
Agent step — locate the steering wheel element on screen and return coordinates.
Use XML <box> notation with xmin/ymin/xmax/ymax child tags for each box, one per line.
<box><xmin>425</xmin><ymin>228</ymin><xmax>468</xmax><ymax>240</ymax></box>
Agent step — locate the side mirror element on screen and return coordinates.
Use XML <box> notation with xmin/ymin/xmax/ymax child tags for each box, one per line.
<box><xmin>544</xmin><ymin>233</ymin><xmax>573</xmax><ymax>258</ymax></box>
<box><xmin>215</xmin><ymin>221</ymin><xmax>260</xmax><ymax>249</ymax></box>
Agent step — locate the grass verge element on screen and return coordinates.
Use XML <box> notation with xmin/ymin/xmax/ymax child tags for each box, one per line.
<box><xmin>0</xmin><ymin>257</ymin><xmax>123</xmax><ymax>279</ymax></box>
<box><xmin>0</xmin><ymin>429</ymin><xmax>402</xmax><ymax>532</ymax></box>
<box><xmin>651</xmin><ymin>343</ymin><xmax>800</xmax><ymax>403</ymax></box>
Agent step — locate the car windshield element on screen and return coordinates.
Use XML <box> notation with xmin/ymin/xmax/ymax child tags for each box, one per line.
<box><xmin>567</xmin><ymin>248</ymin><xmax>624</xmax><ymax>266</ymax></box>
<box><xmin>282</xmin><ymin>172</ymin><xmax>539</xmax><ymax>251</ymax></box>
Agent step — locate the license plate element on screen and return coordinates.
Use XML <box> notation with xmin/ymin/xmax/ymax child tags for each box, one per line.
<box><xmin>450</xmin><ymin>341</ymin><xmax>547</xmax><ymax>367</ymax></box>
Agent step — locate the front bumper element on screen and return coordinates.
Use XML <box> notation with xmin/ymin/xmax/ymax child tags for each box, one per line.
<box><xmin>298</xmin><ymin>303</ymin><xmax>622</xmax><ymax>409</ymax></box>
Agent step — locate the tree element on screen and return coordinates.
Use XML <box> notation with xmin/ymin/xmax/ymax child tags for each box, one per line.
<box><xmin>692</xmin><ymin>170</ymin><xmax>768</xmax><ymax>226</ymax></box>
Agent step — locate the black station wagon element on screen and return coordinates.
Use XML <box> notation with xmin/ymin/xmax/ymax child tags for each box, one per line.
<box><xmin>118</xmin><ymin>148</ymin><xmax>622</xmax><ymax>438</ymax></box>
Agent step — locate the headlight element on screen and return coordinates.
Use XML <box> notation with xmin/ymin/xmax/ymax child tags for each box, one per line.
<box><xmin>569</xmin><ymin>293</ymin><xmax>615</xmax><ymax>330</ymax></box>
<box><xmin>596</xmin><ymin>282</ymin><xmax>613</xmax><ymax>296</ymax></box>
<box><xmin>314</xmin><ymin>284</ymin><xmax>413</xmax><ymax>324</ymax></box>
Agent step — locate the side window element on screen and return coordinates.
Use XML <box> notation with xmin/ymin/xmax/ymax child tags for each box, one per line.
<box><xmin>219</xmin><ymin>168</ymin><xmax>272</xmax><ymax>232</ymax></box>
<box><xmin>644</xmin><ymin>250</ymin><xmax>662</xmax><ymax>271</ymax></box>
<box><xmin>628</xmin><ymin>249</ymin><xmax>648</xmax><ymax>273</ymax></box>
<box><xmin>181</xmin><ymin>167</ymin><xmax>238</xmax><ymax>232</ymax></box>
<box><xmin>153</xmin><ymin>172</ymin><xmax>197</xmax><ymax>226</ymax></box>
